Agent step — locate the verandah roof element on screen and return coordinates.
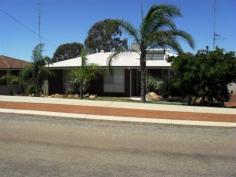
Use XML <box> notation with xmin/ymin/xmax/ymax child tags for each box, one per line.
<box><xmin>48</xmin><ymin>51</ymin><xmax>175</xmax><ymax>68</ymax></box>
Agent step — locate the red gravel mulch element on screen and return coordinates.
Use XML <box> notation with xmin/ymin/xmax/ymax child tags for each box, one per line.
<box><xmin>0</xmin><ymin>101</ymin><xmax>235</xmax><ymax>123</ymax></box>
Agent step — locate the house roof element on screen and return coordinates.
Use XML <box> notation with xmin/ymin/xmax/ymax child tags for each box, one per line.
<box><xmin>0</xmin><ymin>55</ymin><xmax>30</xmax><ymax>69</ymax></box>
<box><xmin>48</xmin><ymin>50</ymin><xmax>176</xmax><ymax>68</ymax></box>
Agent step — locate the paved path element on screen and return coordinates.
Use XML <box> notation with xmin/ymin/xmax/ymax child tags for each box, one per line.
<box><xmin>0</xmin><ymin>95</ymin><xmax>235</xmax><ymax>114</ymax></box>
<box><xmin>0</xmin><ymin>113</ymin><xmax>235</xmax><ymax>177</ymax></box>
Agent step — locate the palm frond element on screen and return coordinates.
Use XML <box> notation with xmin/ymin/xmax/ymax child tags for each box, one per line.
<box><xmin>163</xmin><ymin>39</ymin><xmax>183</xmax><ymax>54</ymax></box>
<box><xmin>153</xmin><ymin>17</ymin><xmax>177</xmax><ymax>31</ymax></box>
<box><xmin>146</xmin><ymin>29</ymin><xmax>194</xmax><ymax>53</ymax></box>
<box><xmin>168</xmin><ymin>30</ymin><xmax>195</xmax><ymax>49</ymax></box>
<box><xmin>142</xmin><ymin>17</ymin><xmax>177</xmax><ymax>40</ymax></box>
<box><xmin>108</xmin><ymin>48</ymin><xmax>140</xmax><ymax>67</ymax></box>
<box><xmin>145</xmin><ymin>4</ymin><xmax>181</xmax><ymax>20</ymax></box>
<box><xmin>146</xmin><ymin>32</ymin><xmax>183</xmax><ymax>53</ymax></box>
<box><xmin>107</xmin><ymin>48</ymin><xmax>140</xmax><ymax>75</ymax></box>
<box><xmin>113</xmin><ymin>19</ymin><xmax>140</xmax><ymax>44</ymax></box>
<box><xmin>108</xmin><ymin>50</ymin><xmax>124</xmax><ymax>67</ymax></box>
<box><xmin>142</xmin><ymin>4</ymin><xmax>181</xmax><ymax>36</ymax></box>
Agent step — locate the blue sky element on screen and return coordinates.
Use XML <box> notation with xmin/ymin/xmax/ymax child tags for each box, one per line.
<box><xmin>0</xmin><ymin>0</ymin><xmax>235</xmax><ymax>61</ymax></box>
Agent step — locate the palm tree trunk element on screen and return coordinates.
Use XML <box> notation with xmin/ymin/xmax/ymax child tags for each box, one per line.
<box><xmin>140</xmin><ymin>51</ymin><xmax>147</xmax><ymax>102</ymax></box>
<box><xmin>35</xmin><ymin>78</ymin><xmax>41</xmax><ymax>96</ymax></box>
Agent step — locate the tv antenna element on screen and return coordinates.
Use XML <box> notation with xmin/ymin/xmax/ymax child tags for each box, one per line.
<box><xmin>37</xmin><ymin>0</ymin><xmax>42</xmax><ymax>45</ymax></box>
<box><xmin>213</xmin><ymin>0</ymin><xmax>226</xmax><ymax>49</ymax></box>
<box><xmin>140</xmin><ymin>2</ymin><xmax>144</xmax><ymax>20</ymax></box>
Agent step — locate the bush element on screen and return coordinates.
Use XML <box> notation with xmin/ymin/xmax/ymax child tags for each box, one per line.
<box><xmin>26</xmin><ymin>85</ymin><xmax>37</xmax><ymax>95</ymax></box>
<box><xmin>166</xmin><ymin>48</ymin><xmax>236</xmax><ymax>106</ymax></box>
<box><xmin>146</xmin><ymin>75</ymin><xmax>164</xmax><ymax>94</ymax></box>
<box><xmin>0</xmin><ymin>77</ymin><xmax>7</xmax><ymax>85</ymax></box>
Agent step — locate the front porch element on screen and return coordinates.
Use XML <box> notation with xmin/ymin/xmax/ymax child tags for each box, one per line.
<box><xmin>0</xmin><ymin>69</ymin><xmax>21</xmax><ymax>95</ymax></box>
<box><xmin>48</xmin><ymin>67</ymin><xmax>170</xmax><ymax>97</ymax></box>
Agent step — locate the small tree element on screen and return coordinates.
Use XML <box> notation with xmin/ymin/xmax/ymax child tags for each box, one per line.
<box><xmin>168</xmin><ymin>53</ymin><xmax>196</xmax><ymax>104</ymax></box>
<box><xmin>20</xmin><ymin>43</ymin><xmax>52</xmax><ymax>96</ymax></box>
<box><xmin>31</xmin><ymin>44</ymin><xmax>52</xmax><ymax>95</ymax></box>
<box><xmin>52</xmin><ymin>43</ymin><xmax>84</xmax><ymax>62</ymax></box>
<box><xmin>85</xmin><ymin>19</ymin><xmax>128</xmax><ymax>53</ymax></box>
<box><xmin>70</xmin><ymin>49</ymin><xmax>102</xmax><ymax>99</ymax></box>
<box><xmin>0</xmin><ymin>44</ymin><xmax>52</xmax><ymax>96</ymax></box>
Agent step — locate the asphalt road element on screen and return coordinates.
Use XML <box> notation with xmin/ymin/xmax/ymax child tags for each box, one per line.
<box><xmin>0</xmin><ymin>113</ymin><xmax>235</xmax><ymax>177</ymax></box>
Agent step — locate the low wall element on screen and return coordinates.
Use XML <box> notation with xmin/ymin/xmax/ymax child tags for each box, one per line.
<box><xmin>0</xmin><ymin>85</ymin><xmax>21</xmax><ymax>95</ymax></box>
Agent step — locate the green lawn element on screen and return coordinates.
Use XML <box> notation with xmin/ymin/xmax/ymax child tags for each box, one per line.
<box><xmin>85</xmin><ymin>96</ymin><xmax>186</xmax><ymax>106</ymax></box>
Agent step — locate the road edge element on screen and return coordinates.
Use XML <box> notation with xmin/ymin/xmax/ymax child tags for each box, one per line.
<box><xmin>0</xmin><ymin>108</ymin><xmax>235</xmax><ymax>127</ymax></box>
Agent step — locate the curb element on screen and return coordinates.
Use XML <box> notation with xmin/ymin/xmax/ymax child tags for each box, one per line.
<box><xmin>0</xmin><ymin>108</ymin><xmax>236</xmax><ymax>128</ymax></box>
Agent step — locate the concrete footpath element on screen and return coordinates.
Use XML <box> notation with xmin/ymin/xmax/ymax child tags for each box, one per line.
<box><xmin>0</xmin><ymin>95</ymin><xmax>235</xmax><ymax>127</ymax></box>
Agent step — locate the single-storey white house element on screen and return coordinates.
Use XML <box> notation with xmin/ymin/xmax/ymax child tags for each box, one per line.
<box><xmin>47</xmin><ymin>49</ymin><xmax>176</xmax><ymax>96</ymax></box>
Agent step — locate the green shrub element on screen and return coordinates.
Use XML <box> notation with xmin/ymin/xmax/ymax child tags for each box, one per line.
<box><xmin>146</xmin><ymin>75</ymin><xmax>164</xmax><ymax>93</ymax></box>
<box><xmin>167</xmin><ymin>48</ymin><xmax>236</xmax><ymax>106</ymax></box>
<box><xmin>26</xmin><ymin>85</ymin><xmax>37</xmax><ymax>95</ymax></box>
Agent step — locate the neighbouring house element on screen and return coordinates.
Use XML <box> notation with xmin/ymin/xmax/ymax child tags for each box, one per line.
<box><xmin>0</xmin><ymin>55</ymin><xmax>30</xmax><ymax>95</ymax></box>
<box><xmin>47</xmin><ymin>49</ymin><xmax>176</xmax><ymax>96</ymax></box>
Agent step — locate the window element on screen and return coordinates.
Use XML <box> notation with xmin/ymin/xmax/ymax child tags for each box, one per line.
<box><xmin>0</xmin><ymin>71</ymin><xmax>7</xmax><ymax>86</ymax></box>
<box><xmin>104</xmin><ymin>69</ymin><xmax>125</xmax><ymax>93</ymax></box>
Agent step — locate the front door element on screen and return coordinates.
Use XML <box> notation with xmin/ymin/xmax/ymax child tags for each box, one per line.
<box><xmin>130</xmin><ymin>69</ymin><xmax>140</xmax><ymax>96</ymax></box>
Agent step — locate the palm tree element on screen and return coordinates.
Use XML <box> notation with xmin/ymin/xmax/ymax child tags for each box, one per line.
<box><xmin>109</xmin><ymin>4</ymin><xmax>195</xmax><ymax>102</ymax></box>
<box><xmin>71</xmin><ymin>49</ymin><xmax>102</xmax><ymax>99</ymax></box>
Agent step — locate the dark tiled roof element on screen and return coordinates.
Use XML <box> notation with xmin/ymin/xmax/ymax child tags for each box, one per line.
<box><xmin>0</xmin><ymin>55</ymin><xmax>31</xmax><ymax>69</ymax></box>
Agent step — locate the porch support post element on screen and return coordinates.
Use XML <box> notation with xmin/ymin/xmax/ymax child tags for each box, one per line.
<box><xmin>129</xmin><ymin>68</ymin><xmax>132</xmax><ymax>97</ymax></box>
<box><xmin>137</xmin><ymin>69</ymin><xmax>139</xmax><ymax>95</ymax></box>
<box><xmin>168</xmin><ymin>68</ymin><xmax>171</xmax><ymax>80</ymax></box>
<box><xmin>6</xmin><ymin>70</ymin><xmax>10</xmax><ymax>86</ymax></box>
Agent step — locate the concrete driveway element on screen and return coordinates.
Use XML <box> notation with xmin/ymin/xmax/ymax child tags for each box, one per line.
<box><xmin>0</xmin><ymin>113</ymin><xmax>235</xmax><ymax>177</ymax></box>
